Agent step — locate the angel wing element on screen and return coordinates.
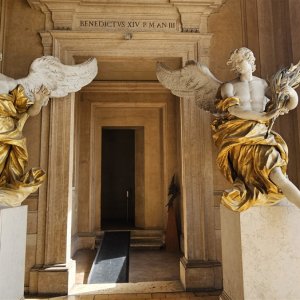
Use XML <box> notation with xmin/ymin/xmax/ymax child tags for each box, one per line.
<box><xmin>17</xmin><ymin>56</ymin><xmax>98</xmax><ymax>100</ymax></box>
<box><xmin>0</xmin><ymin>73</ymin><xmax>18</xmax><ymax>95</ymax></box>
<box><xmin>156</xmin><ymin>60</ymin><xmax>222</xmax><ymax>114</ymax></box>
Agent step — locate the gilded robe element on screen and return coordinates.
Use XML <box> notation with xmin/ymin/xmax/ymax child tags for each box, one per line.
<box><xmin>211</xmin><ymin>97</ymin><xmax>288</xmax><ymax>212</ymax></box>
<box><xmin>0</xmin><ymin>85</ymin><xmax>45</xmax><ymax>207</ymax></box>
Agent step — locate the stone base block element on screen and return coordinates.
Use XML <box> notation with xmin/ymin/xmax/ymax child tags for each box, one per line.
<box><xmin>29</xmin><ymin>260</ymin><xmax>76</xmax><ymax>296</ymax></box>
<box><xmin>180</xmin><ymin>257</ymin><xmax>222</xmax><ymax>291</ymax></box>
<box><xmin>220</xmin><ymin>203</ymin><xmax>300</xmax><ymax>300</ymax></box>
<box><xmin>71</xmin><ymin>232</ymin><xmax>95</xmax><ymax>256</ymax></box>
<box><xmin>0</xmin><ymin>205</ymin><xmax>28</xmax><ymax>300</ymax></box>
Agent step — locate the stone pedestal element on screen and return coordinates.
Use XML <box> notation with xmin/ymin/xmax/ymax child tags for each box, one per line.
<box><xmin>0</xmin><ymin>205</ymin><xmax>27</xmax><ymax>300</ymax></box>
<box><xmin>220</xmin><ymin>202</ymin><xmax>300</xmax><ymax>300</ymax></box>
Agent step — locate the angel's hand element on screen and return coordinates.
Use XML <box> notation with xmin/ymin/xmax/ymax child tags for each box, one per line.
<box><xmin>282</xmin><ymin>86</ymin><xmax>297</xmax><ymax>97</ymax></box>
<box><xmin>278</xmin><ymin>107</ymin><xmax>289</xmax><ymax>115</ymax></box>
<box><xmin>264</xmin><ymin>107</ymin><xmax>289</xmax><ymax>120</ymax></box>
<box><xmin>265</xmin><ymin>108</ymin><xmax>285</xmax><ymax>120</ymax></box>
<box><xmin>33</xmin><ymin>85</ymin><xmax>50</xmax><ymax>106</ymax></box>
<box><xmin>28</xmin><ymin>85</ymin><xmax>50</xmax><ymax>117</ymax></box>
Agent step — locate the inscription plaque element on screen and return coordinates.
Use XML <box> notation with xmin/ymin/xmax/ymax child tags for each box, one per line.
<box><xmin>75</xmin><ymin>19</ymin><xmax>179</xmax><ymax>32</ymax></box>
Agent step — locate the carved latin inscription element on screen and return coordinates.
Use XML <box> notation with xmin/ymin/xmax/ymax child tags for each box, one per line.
<box><xmin>76</xmin><ymin>19</ymin><xmax>179</xmax><ymax>32</ymax></box>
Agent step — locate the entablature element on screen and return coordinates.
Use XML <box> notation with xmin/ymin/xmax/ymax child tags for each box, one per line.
<box><xmin>27</xmin><ymin>0</ymin><xmax>225</xmax><ymax>33</ymax></box>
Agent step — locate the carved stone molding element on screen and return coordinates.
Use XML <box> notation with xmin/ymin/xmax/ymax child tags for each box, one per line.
<box><xmin>27</xmin><ymin>0</ymin><xmax>226</xmax><ymax>33</ymax></box>
<box><xmin>0</xmin><ymin>0</ymin><xmax>7</xmax><ymax>72</ymax></box>
<box><xmin>170</xmin><ymin>0</ymin><xmax>225</xmax><ymax>32</ymax></box>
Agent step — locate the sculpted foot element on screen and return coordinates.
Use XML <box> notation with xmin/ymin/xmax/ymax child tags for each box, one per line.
<box><xmin>270</xmin><ymin>167</ymin><xmax>300</xmax><ymax>209</ymax></box>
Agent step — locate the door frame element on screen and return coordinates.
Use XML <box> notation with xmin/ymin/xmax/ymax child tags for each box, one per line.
<box><xmin>88</xmin><ymin>94</ymin><xmax>167</xmax><ymax>231</ymax></box>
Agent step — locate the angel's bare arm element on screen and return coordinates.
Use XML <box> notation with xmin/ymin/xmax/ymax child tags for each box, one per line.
<box><xmin>27</xmin><ymin>85</ymin><xmax>49</xmax><ymax>117</ymax></box>
<box><xmin>228</xmin><ymin>106</ymin><xmax>281</xmax><ymax>122</ymax></box>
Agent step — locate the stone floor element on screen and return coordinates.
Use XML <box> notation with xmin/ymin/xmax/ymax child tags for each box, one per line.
<box><xmin>129</xmin><ymin>249</ymin><xmax>180</xmax><ymax>282</ymax></box>
<box><xmin>74</xmin><ymin>248</ymin><xmax>181</xmax><ymax>284</ymax></box>
<box><xmin>26</xmin><ymin>291</ymin><xmax>220</xmax><ymax>300</ymax></box>
<box><xmin>25</xmin><ymin>249</ymin><xmax>221</xmax><ymax>299</ymax></box>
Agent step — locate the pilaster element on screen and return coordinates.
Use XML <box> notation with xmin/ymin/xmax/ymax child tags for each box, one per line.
<box><xmin>179</xmin><ymin>98</ymin><xmax>221</xmax><ymax>290</ymax></box>
<box><xmin>29</xmin><ymin>260</ymin><xmax>76</xmax><ymax>295</ymax></box>
<box><xmin>29</xmin><ymin>95</ymin><xmax>76</xmax><ymax>295</ymax></box>
<box><xmin>0</xmin><ymin>0</ymin><xmax>7</xmax><ymax>72</ymax></box>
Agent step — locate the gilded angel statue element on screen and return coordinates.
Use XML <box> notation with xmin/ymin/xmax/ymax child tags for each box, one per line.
<box><xmin>157</xmin><ymin>47</ymin><xmax>300</xmax><ymax>212</ymax></box>
<box><xmin>0</xmin><ymin>56</ymin><xmax>97</xmax><ymax>207</ymax></box>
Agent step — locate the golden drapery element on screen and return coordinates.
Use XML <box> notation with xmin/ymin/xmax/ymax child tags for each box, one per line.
<box><xmin>211</xmin><ymin>97</ymin><xmax>288</xmax><ymax>212</ymax></box>
<box><xmin>0</xmin><ymin>85</ymin><xmax>45</xmax><ymax>207</ymax></box>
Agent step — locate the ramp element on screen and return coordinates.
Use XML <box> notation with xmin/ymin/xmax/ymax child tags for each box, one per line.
<box><xmin>88</xmin><ymin>231</ymin><xmax>130</xmax><ymax>284</ymax></box>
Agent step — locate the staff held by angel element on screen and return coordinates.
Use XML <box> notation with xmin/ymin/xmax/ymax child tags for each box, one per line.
<box><xmin>0</xmin><ymin>56</ymin><xmax>97</xmax><ymax>207</ymax></box>
<box><xmin>157</xmin><ymin>47</ymin><xmax>300</xmax><ymax>212</ymax></box>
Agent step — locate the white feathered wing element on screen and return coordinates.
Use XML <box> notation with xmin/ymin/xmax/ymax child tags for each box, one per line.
<box><xmin>156</xmin><ymin>60</ymin><xmax>222</xmax><ymax>114</ymax></box>
<box><xmin>17</xmin><ymin>56</ymin><xmax>98</xmax><ymax>100</ymax></box>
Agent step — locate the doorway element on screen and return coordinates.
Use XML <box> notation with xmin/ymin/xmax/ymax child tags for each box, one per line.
<box><xmin>101</xmin><ymin>128</ymin><xmax>135</xmax><ymax>229</ymax></box>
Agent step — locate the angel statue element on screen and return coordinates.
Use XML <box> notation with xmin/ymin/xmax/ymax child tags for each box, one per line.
<box><xmin>157</xmin><ymin>47</ymin><xmax>300</xmax><ymax>212</ymax></box>
<box><xmin>0</xmin><ymin>56</ymin><xmax>97</xmax><ymax>207</ymax></box>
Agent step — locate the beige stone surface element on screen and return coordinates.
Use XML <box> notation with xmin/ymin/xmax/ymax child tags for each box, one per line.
<box><xmin>0</xmin><ymin>206</ymin><xmax>27</xmax><ymax>300</ymax></box>
<box><xmin>25</xmin><ymin>234</ymin><xmax>37</xmax><ymax>287</ymax></box>
<box><xmin>221</xmin><ymin>203</ymin><xmax>300</xmax><ymax>300</ymax></box>
<box><xmin>27</xmin><ymin>211</ymin><xmax>38</xmax><ymax>234</ymax></box>
<box><xmin>180</xmin><ymin>259</ymin><xmax>222</xmax><ymax>290</ymax></box>
<box><xmin>70</xmin><ymin>281</ymin><xmax>184</xmax><ymax>295</ymax></box>
<box><xmin>27</xmin><ymin>0</ymin><xmax>224</xmax><ymax>34</ymax></box>
<box><xmin>0</xmin><ymin>0</ymin><xmax>6</xmax><ymax>72</ymax></box>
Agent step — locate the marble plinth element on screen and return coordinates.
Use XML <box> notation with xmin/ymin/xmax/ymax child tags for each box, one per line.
<box><xmin>0</xmin><ymin>205</ymin><xmax>27</xmax><ymax>300</ymax></box>
<box><xmin>220</xmin><ymin>202</ymin><xmax>300</xmax><ymax>300</ymax></box>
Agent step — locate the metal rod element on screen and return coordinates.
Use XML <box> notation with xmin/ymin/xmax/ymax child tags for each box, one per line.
<box><xmin>126</xmin><ymin>190</ymin><xmax>129</xmax><ymax>223</ymax></box>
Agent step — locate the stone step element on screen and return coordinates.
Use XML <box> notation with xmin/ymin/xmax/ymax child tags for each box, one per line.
<box><xmin>130</xmin><ymin>230</ymin><xmax>164</xmax><ymax>250</ymax></box>
<box><xmin>130</xmin><ymin>242</ymin><xmax>164</xmax><ymax>250</ymax></box>
<box><xmin>130</xmin><ymin>229</ymin><xmax>164</xmax><ymax>237</ymax></box>
<box><xmin>95</xmin><ymin>229</ymin><xmax>165</xmax><ymax>250</ymax></box>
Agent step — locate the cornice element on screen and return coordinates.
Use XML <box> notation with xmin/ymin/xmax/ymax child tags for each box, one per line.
<box><xmin>27</xmin><ymin>0</ymin><xmax>226</xmax><ymax>33</ymax></box>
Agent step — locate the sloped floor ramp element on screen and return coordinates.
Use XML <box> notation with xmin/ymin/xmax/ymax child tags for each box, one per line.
<box><xmin>87</xmin><ymin>231</ymin><xmax>130</xmax><ymax>284</ymax></box>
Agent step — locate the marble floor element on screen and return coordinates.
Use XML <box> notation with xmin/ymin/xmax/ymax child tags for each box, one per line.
<box><xmin>25</xmin><ymin>249</ymin><xmax>221</xmax><ymax>299</ymax></box>
<box><xmin>26</xmin><ymin>291</ymin><xmax>220</xmax><ymax>300</ymax></box>
<box><xmin>74</xmin><ymin>248</ymin><xmax>180</xmax><ymax>284</ymax></box>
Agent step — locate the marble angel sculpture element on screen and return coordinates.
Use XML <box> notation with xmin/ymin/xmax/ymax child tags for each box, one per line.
<box><xmin>0</xmin><ymin>56</ymin><xmax>97</xmax><ymax>207</ymax></box>
<box><xmin>157</xmin><ymin>47</ymin><xmax>300</xmax><ymax>212</ymax></box>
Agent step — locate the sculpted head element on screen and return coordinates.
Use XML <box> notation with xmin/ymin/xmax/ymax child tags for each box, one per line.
<box><xmin>227</xmin><ymin>47</ymin><xmax>256</xmax><ymax>75</ymax></box>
